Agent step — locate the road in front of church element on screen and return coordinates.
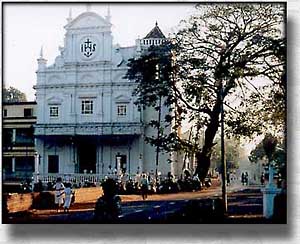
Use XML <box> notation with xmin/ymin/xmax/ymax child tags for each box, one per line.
<box><xmin>6</xmin><ymin>184</ymin><xmax>265</xmax><ymax>223</ymax></box>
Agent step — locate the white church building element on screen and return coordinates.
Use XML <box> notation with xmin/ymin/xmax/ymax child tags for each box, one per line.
<box><xmin>34</xmin><ymin>9</ymin><xmax>182</xmax><ymax>182</ymax></box>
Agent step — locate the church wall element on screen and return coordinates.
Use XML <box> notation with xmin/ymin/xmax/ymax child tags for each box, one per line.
<box><xmin>98</xmin><ymin>138</ymin><xmax>140</xmax><ymax>176</ymax></box>
<box><xmin>36</xmin><ymin>138</ymin><xmax>74</xmax><ymax>174</ymax></box>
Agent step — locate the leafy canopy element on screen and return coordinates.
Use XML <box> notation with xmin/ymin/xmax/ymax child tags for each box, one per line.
<box><xmin>3</xmin><ymin>86</ymin><xmax>27</xmax><ymax>103</ymax></box>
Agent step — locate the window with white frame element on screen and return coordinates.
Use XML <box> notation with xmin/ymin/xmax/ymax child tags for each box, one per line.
<box><xmin>117</xmin><ymin>104</ymin><xmax>127</xmax><ymax>116</ymax></box>
<box><xmin>81</xmin><ymin>100</ymin><xmax>93</xmax><ymax>114</ymax></box>
<box><xmin>49</xmin><ymin>106</ymin><xmax>59</xmax><ymax>118</ymax></box>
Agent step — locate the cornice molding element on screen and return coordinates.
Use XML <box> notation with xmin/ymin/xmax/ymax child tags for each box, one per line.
<box><xmin>34</xmin><ymin>122</ymin><xmax>143</xmax><ymax>136</ymax></box>
<box><xmin>35</xmin><ymin>82</ymin><xmax>137</xmax><ymax>90</ymax></box>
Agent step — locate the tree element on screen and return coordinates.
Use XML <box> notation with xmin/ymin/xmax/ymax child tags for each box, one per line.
<box><xmin>126</xmin><ymin>44</ymin><xmax>182</xmax><ymax>173</ymax></box>
<box><xmin>249</xmin><ymin>134</ymin><xmax>286</xmax><ymax>185</ymax></box>
<box><xmin>127</xmin><ymin>3</ymin><xmax>285</xmax><ymax>181</ymax></box>
<box><xmin>211</xmin><ymin>138</ymin><xmax>242</xmax><ymax>173</ymax></box>
<box><xmin>3</xmin><ymin>86</ymin><xmax>27</xmax><ymax>103</ymax></box>
<box><xmin>173</xmin><ymin>3</ymin><xmax>285</xmax><ymax>180</ymax></box>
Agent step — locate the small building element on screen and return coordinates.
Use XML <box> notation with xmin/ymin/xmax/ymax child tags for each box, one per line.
<box><xmin>2</xmin><ymin>102</ymin><xmax>37</xmax><ymax>182</ymax></box>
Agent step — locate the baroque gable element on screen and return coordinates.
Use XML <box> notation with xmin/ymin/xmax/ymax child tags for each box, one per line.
<box><xmin>65</xmin><ymin>12</ymin><xmax>111</xmax><ymax>30</ymax></box>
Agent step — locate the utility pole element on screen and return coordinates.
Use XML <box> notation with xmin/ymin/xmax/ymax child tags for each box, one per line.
<box><xmin>155</xmin><ymin>95</ymin><xmax>162</xmax><ymax>181</ymax></box>
<box><xmin>220</xmin><ymin>85</ymin><xmax>228</xmax><ymax>214</ymax></box>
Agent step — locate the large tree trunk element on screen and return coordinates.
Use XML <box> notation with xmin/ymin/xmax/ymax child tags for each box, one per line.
<box><xmin>195</xmin><ymin>151</ymin><xmax>211</xmax><ymax>181</ymax></box>
<box><xmin>194</xmin><ymin>94</ymin><xmax>222</xmax><ymax>181</ymax></box>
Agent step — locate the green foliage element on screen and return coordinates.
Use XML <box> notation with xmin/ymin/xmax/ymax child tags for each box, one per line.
<box><xmin>249</xmin><ymin>142</ymin><xmax>266</xmax><ymax>163</ymax></box>
<box><xmin>249</xmin><ymin>134</ymin><xmax>286</xmax><ymax>182</ymax></box>
<box><xmin>126</xmin><ymin>3</ymin><xmax>285</xmax><ymax>179</ymax></box>
<box><xmin>262</xmin><ymin>133</ymin><xmax>278</xmax><ymax>160</ymax></box>
<box><xmin>211</xmin><ymin>138</ymin><xmax>242</xmax><ymax>172</ymax></box>
<box><xmin>126</xmin><ymin>43</ymin><xmax>176</xmax><ymax>109</ymax></box>
<box><xmin>126</xmin><ymin>43</ymin><xmax>189</xmax><ymax>154</ymax></box>
<box><xmin>3</xmin><ymin>86</ymin><xmax>27</xmax><ymax>103</ymax></box>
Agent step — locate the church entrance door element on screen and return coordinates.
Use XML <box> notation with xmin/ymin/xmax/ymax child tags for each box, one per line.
<box><xmin>78</xmin><ymin>141</ymin><xmax>96</xmax><ymax>174</ymax></box>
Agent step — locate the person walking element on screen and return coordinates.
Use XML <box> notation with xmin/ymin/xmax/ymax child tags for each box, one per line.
<box><xmin>227</xmin><ymin>172</ymin><xmax>231</xmax><ymax>186</ymax></box>
<box><xmin>241</xmin><ymin>172</ymin><xmax>245</xmax><ymax>185</ymax></box>
<box><xmin>261</xmin><ymin>172</ymin><xmax>265</xmax><ymax>186</ymax></box>
<box><xmin>63</xmin><ymin>182</ymin><xmax>73</xmax><ymax>213</ymax></box>
<box><xmin>245</xmin><ymin>172</ymin><xmax>249</xmax><ymax>185</ymax></box>
<box><xmin>54</xmin><ymin>177</ymin><xmax>65</xmax><ymax>212</ymax></box>
<box><xmin>107</xmin><ymin>165</ymin><xmax>113</xmax><ymax>178</ymax></box>
<box><xmin>140</xmin><ymin>173</ymin><xmax>149</xmax><ymax>200</ymax></box>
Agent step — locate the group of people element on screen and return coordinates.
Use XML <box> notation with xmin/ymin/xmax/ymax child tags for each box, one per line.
<box><xmin>106</xmin><ymin>165</ymin><xmax>158</xmax><ymax>200</ymax></box>
<box><xmin>241</xmin><ymin>172</ymin><xmax>249</xmax><ymax>186</ymax></box>
<box><xmin>54</xmin><ymin>177</ymin><xmax>74</xmax><ymax>213</ymax></box>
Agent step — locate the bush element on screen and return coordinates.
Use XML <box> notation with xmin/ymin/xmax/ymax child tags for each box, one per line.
<box><xmin>32</xmin><ymin>192</ymin><xmax>55</xmax><ymax>209</ymax></box>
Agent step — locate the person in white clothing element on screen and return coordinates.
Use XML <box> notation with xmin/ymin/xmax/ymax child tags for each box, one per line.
<box><xmin>107</xmin><ymin>165</ymin><xmax>113</xmax><ymax>178</ymax></box>
<box><xmin>54</xmin><ymin>177</ymin><xmax>65</xmax><ymax>212</ymax></box>
<box><xmin>63</xmin><ymin>182</ymin><xmax>72</xmax><ymax>213</ymax></box>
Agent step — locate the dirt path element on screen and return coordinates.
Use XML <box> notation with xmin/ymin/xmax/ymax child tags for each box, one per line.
<box><xmin>29</xmin><ymin>183</ymin><xmax>249</xmax><ymax>217</ymax></box>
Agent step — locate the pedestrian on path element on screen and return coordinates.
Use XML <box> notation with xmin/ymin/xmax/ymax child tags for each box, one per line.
<box><xmin>260</xmin><ymin>173</ymin><xmax>265</xmax><ymax>186</ymax></box>
<box><xmin>107</xmin><ymin>165</ymin><xmax>113</xmax><ymax>178</ymax></box>
<box><xmin>227</xmin><ymin>172</ymin><xmax>231</xmax><ymax>186</ymax></box>
<box><xmin>54</xmin><ymin>177</ymin><xmax>65</xmax><ymax>212</ymax></box>
<box><xmin>140</xmin><ymin>173</ymin><xmax>149</xmax><ymax>200</ymax></box>
<box><xmin>63</xmin><ymin>182</ymin><xmax>73</xmax><ymax>213</ymax></box>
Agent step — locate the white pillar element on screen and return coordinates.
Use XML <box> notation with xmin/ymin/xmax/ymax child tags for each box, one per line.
<box><xmin>12</xmin><ymin>157</ymin><xmax>16</xmax><ymax>172</ymax></box>
<box><xmin>34</xmin><ymin>153</ymin><xmax>40</xmax><ymax>183</ymax></box>
<box><xmin>261</xmin><ymin>162</ymin><xmax>281</xmax><ymax>219</ymax></box>
<box><xmin>34</xmin><ymin>153</ymin><xmax>39</xmax><ymax>174</ymax></box>
<box><xmin>12</xmin><ymin>129</ymin><xmax>16</xmax><ymax>144</ymax></box>
<box><xmin>262</xmin><ymin>187</ymin><xmax>281</xmax><ymax>219</ymax></box>
<box><xmin>117</xmin><ymin>156</ymin><xmax>121</xmax><ymax>176</ymax></box>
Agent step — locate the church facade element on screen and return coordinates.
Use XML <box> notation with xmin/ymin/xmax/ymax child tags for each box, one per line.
<box><xmin>34</xmin><ymin>9</ymin><xmax>181</xmax><ymax>181</ymax></box>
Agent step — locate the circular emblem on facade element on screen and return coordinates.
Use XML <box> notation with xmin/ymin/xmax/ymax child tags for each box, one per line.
<box><xmin>80</xmin><ymin>36</ymin><xmax>98</xmax><ymax>60</ymax></box>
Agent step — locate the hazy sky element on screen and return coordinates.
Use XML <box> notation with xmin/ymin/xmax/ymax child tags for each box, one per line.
<box><xmin>3</xmin><ymin>3</ymin><xmax>196</xmax><ymax>101</ymax></box>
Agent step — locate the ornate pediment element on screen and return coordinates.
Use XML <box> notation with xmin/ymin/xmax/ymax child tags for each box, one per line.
<box><xmin>47</xmin><ymin>96</ymin><xmax>63</xmax><ymax>105</ymax></box>
<box><xmin>48</xmin><ymin>75</ymin><xmax>61</xmax><ymax>83</ymax></box>
<box><xmin>65</xmin><ymin>12</ymin><xmax>111</xmax><ymax>30</ymax></box>
<box><xmin>114</xmin><ymin>94</ymin><xmax>131</xmax><ymax>103</ymax></box>
<box><xmin>79</xmin><ymin>74</ymin><xmax>95</xmax><ymax>83</ymax></box>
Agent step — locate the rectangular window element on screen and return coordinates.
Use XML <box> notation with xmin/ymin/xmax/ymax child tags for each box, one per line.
<box><xmin>24</xmin><ymin>108</ymin><xmax>33</xmax><ymax>117</ymax></box>
<box><xmin>49</xmin><ymin>106</ymin><xmax>59</xmax><ymax>118</ymax></box>
<box><xmin>3</xmin><ymin>109</ymin><xmax>7</xmax><ymax>117</ymax></box>
<box><xmin>48</xmin><ymin>155</ymin><xmax>59</xmax><ymax>173</ymax></box>
<box><xmin>81</xmin><ymin>100</ymin><xmax>93</xmax><ymax>114</ymax></box>
<box><xmin>117</xmin><ymin>105</ymin><xmax>127</xmax><ymax>116</ymax></box>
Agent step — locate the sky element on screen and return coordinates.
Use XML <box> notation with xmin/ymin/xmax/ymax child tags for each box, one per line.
<box><xmin>3</xmin><ymin>3</ymin><xmax>196</xmax><ymax>101</ymax></box>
